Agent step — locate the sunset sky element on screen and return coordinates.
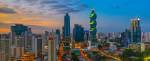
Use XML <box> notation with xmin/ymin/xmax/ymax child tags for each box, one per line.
<box><xmin>0</xmin><ymin>0</ymin><xmax>150</xmax><ymax>33</ymax></box>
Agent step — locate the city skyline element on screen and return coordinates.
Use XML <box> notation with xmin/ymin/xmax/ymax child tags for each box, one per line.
<box><xmin>0</xmin><ymin>0</ymin><xmax>150</xmax><ymax>33</ymax></box>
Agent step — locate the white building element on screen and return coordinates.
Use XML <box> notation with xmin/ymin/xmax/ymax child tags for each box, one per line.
<box><xmin>142</xmin><ymin>32</ymin><xmax>150</xmax><ymax>43</ymax></box>
<box><xmin>48</xmin><ymin>32</ymin><xmax>57</xmax><ymax>61</ymax></box>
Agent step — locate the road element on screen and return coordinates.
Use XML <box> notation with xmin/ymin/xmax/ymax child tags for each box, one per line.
<box><xmin>80</xmin><ymin>49</ymin><xmax>91</xmax><ymax>61</ymax></box>
<box><xmin>57</xmin><ymin>42</ymin><xmax>64</xmax><ymax>61</ymax></box>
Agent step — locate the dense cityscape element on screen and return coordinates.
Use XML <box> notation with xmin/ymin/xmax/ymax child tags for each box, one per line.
<box><xmin>0</xmin><ymin>0</ymin><xmax>150</xmax><ymax>61</ymax></box>
<box><xmin>0</xmin><ymin>9</ymin><xmax>150</xmax><ymax>61</ymax></box>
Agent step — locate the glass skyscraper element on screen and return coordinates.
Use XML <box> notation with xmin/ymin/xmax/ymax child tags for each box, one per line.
<box><xmin>89</xmin><ymin>10</ymin><xmax>97</xmax><ymax>44</ymax></box>
<box><xmin>64</xmin><ymin>13</ymin><xmax>70</xmax><ymax>39</ymax></box>
<box><xmin>73</xmin><ymin>24</ymin><xmax>85</xmax><ymax>42</ymax></box>
<box><xmin>130</xmin><ymin>18</ymin><xmax>141</xmax><ymax>43</ymax></box>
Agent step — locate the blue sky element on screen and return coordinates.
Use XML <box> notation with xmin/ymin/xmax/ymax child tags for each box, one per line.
<box><xmin>78</xmin><ymin>0</ymin><xmax>150</xmax><ymax>32</ymax></box>
<box><xmin>0</xmin><ymin>0</ymin><xmax>150</xmax><ymax>33</ymax></box>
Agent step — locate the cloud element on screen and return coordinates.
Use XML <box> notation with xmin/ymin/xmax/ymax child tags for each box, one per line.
<box><xmin>0</xmin><ymin>0</ymin><xmax>88</xmax><ymax>16</ymax></box>
<box><xmin>0</xmin><ymin>7</ymin><xmax>16</xmax><ymax>14</ymax></box>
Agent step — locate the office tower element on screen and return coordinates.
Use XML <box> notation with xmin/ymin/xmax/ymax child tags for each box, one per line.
<box><xmin>48</xmin><ymin>32</ymin><xmax>56</xmax><ymax>61</ymax></box>
<box><xmin>142</xmin><ymin>32</ymin><xmax>150</xmax><ymax>43</ymax></box>
<box><xmin>32</xmin><ymin>34</ymin><xmax>42</xmax><ymax>60</ymax></box>
<box><xmin>85</xmin><ymin>30</ymin><xmax>89</xmax><ymax>41</ymax></box>
<box><xmin>26</xmin><ymin>28</ymin><xmax>32</xmax><ymax>50</ymax></box>
<box><xmin>63</xmin><ymin>13</ymin><xmax>71</xmax><ymax>48</ymax></box>
<box><xmin>130</xmin><ymin>18</ymin><xmax>141</xmax><ymax>43</ymax></box>
<box><xmin>73</xmin><ymin>24</ymin><xmax>85</xmax><ymax>42</ymax></box>
<box><xmin>11</xmin><ymin>24</ymin><xmax>28</xmax><ymax>47</ymax></box>
<box><xmin>0</xmin><ymin>34</ymin><xmax>10</xmax><ymax>61</ymax></box>
<box><xmin>64</xmin><ymin>13</ymin><xmax>71</xmax><ymax>39</ymax></box>
<box><xmin>56</xmin><ymin>29</ymin><xmax>61</xmax><ymax>49</ymax></box>
<box><xmin>121</xmin><ymin>29</ymin><xmax>131</xmax><ymax>47</ymax></box>
<box><xmin>10</xmin><ymin>24</ymin><xmax>32</xmax><ymax>49</ymax></box>
<box><xmin>42</xmin><ymin>31</ymin><xmax>49</xmax><ymax>55</ymax></box>
<box><xmin>89</xmin><ymin>10</ymin><xmax>97</xmax><ymax>45</ymax></box>
<box><xmin>10</xmin><ymin>24</ymin><xmax>33</xmax><ymax>60</ymax></box>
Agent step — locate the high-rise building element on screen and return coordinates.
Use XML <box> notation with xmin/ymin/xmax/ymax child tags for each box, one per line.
<box><xmin>31</xmin><ymin>34</ymin><xmax>42</xmax><ymax>60</ymax></box>
<box><xmin>121</xmin><ymin>29</ymin><xmax>131</xmax><ymax>47</ymax></box>
<box><xmin>42</xmin><ymin>31</ymin><xmax>49</xmax><ymax>55</ymax></box>
<box><xmin>84</xmin><ymin>30</ymin><xmax>89</xmax><ymax>41</ymax></box>
<box><xmin>64</xmin><ymin>13</ymin><xmax>70</xmax><ymax>39</ymax></box>
<box><xmin>63</xmin><ymin>13</ymin><xmax>71</xmax><ymax>48</ymax></box>
<box><xmin>130</xmin><ymin>18</ymin><xmax>141</xmax><ymax>43</ymax></box>
<box><xmin>10</xmin><ymin>24</ymin><xmax>32</xmax><ymax>60</ymax></box>
<box><xmin>89</xmin><ymin>10</ymin><xmax>97</xmax><ymax>45</ymax></box>
<box><xmin>56</xmin><ymin>29</ymin><xmax>61</xmax><ymax>49</ymax></box>
<box><xmin>26</xmin><ymin>28</ymin><xmax>32</xmax><ymax>50</ymax></box>
<box><xmin>48</xmin><ymin>32</ymin><xmax>56</xmax><ymax>61</ymax></box>
<box><xmin>11</xmin><ymin>24</ymin><xmax>28</xmax><ymax>47</ymax></box>
<box><xmin>73</xmin><ymin>24</ymin><xmax>85</xmax><ymax>42</ymax></box>
<box><xmin>10</xmin><ymin>24</ymin><xmax>32</xmax><ymax>49</ymax></box>
<box><xmin>142</xmin><ymin>32</ymin><xmax>150</xmax><ymax>43</ymax></box>
<box><xmin>0</xmin><ymin>34</ymin><xmax>10</xmax><ymax>61</ymax></box>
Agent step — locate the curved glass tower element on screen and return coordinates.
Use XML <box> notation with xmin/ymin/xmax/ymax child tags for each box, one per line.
<box><xmin>89</xmin><ymin>10</ymin><xmax>97</xmax><ymax>44</ymax></box>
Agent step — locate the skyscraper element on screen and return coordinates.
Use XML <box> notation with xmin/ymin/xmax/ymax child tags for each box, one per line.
<box><xmin>130</xmin><ymin>18</ymin><xmax>141</xmax><ymax>43</ymax></box>
<box><xmin>48</xmin><ymin>32</ymin><xmax>56</xmax><ymax>61</ymax></box>
<box><xmin>64</xmin><ymin>13</ymin><xmax>70</xmax><ymax>39</ymax></box>
<box><xmin>89</xmin><ymin>10</ymin><xmax>97</xmax><ymax>45</ymax></box>
<box><xmin>10</xmin><ymin>24</ymin><xmax>32</xmax><ymax>60</ymax></box>
<box><xmin>0</xmin><ymin>34</ymin><xmax>10</xmax><ymax>61</ymax></box>
<box><xmin>121</xmin><ymin>29</ymin><xmax>131</xmax><ymax>47</ymax></box>
<box><xmin>10</xmin><ymin>24</ymin><xmax>32</xmax><ymax>48</ymax></box>
<box><xmin>84</xmin><ymin>30</ymin><xmax>89</xmax><ymax>41</ymax></box>
<box><xmin>73</xmin><ymin>24</ymin><xmax>85</xmax><ymax>42</ymax></box>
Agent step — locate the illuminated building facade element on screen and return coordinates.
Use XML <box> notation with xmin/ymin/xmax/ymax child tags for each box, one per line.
<box><xmin>89</xmin><ymin>10</ymin><xmax>97</xmax><ymax>44</ymax></box>
<box><xmin>130</xmin><ymin>18</ymin><xmax>141</xmax><ymax>43</ymax></box>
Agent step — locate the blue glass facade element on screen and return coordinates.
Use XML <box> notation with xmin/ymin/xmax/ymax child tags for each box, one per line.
<box><xmin>64</xmin><ymin>13</ymin><xmax>70</xmax><ymax>38</ymax></box>
<box><xmin>73</xmin><ymin>24</ymin><xmax>85</xmax><ymax>42</ymax></box>
<box><xmin>131</xmin><ymin>18</ymin><xmax>141</xmax><ymax>43</ymax></box>
<box><xmin>11</xmin><ymin>24</ymin><xmax>28</xmax><ymax>35</ymax></box>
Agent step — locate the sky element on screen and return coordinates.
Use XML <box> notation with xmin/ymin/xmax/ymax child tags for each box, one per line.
<box><xmin>0</xmin><ymin>0</ymin><xmax>150</xmax><ymax>33</ymax></box>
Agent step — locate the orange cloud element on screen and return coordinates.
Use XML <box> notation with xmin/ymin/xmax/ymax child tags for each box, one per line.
<box><xmin>0</xmin><ymin>28</ymin><xmax>10</xmax><ymax>33</ymax></box>
<box><xmin>0</xmin><ymin>13</ymin><xmax>63</xmax><ymax>33</ymax></box>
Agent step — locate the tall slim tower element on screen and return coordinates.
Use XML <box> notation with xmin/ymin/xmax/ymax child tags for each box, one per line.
<box><xmin>130</xmin><ymin>18</ymin><xmax>141</xmax><ymax>43</ymax></box>
<box><xmin>64</xmin><ymin>13</ymin><xmax>70</xmax><ymax>39</ymax></box>
<box><xmin>89</xmin><ymin>10</ymin><xmax>97</xmax><ymax>45</ymax></box>
<box><xmin>48</xmin><ymin>32</ymin><xmax>56</xmax><ymax>61</ymax></box>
